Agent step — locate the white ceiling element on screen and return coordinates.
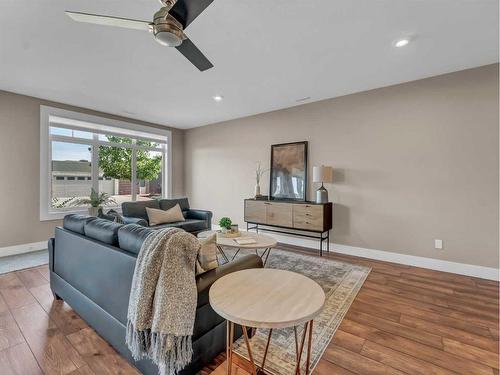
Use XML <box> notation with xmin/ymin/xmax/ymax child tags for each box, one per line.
<box><xmin>0</xmin><ymin>0</ymin><xmax>498</xmax><ymax>129</ymax></box>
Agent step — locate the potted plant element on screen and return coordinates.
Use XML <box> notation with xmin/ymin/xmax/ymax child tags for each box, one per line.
<box><xmin>218</xmin><ymin>217</ymin><xmax>232</xmax><ymax>234</ymax></box>
<box><xmin>71</xmin><ymin>188</ymin><xmax>117</xmax><ymax>216</ymax></box>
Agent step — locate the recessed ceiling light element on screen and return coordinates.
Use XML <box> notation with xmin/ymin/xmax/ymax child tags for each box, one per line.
<box><xmin>213</xmin><ymin>95</ymin><xmax>223</xmax><ymax>102</ymax></box>
<box><xmin>394</xmin><ymin>38</ymin><xmax>410</xmax><ymax>48</ymax></box>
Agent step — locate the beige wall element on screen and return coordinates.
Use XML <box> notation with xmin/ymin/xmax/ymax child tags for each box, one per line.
<box><xmin>185</xmin><ymin>64</ymin><xmax>499</xmax><ymax>268</ymax></box>
<box><xmin>0</xmin><ymin>90</ymin><xmax>184</xmax><ymax>249</ymax></box>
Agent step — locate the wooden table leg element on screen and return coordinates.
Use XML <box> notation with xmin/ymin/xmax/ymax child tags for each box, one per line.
<box><xmin>294</xmin><ymin>326</ymin><xmax>299</xmax><ymax>362</ymax></box>
<box><xmin>294</xmin><ymin>321</ymin><xmax>309</xmax><ymax>375</ymax></box>
<box><xmin>260</xmin><ymin>328</ymin><xmax>273</xmax><ymax>370</ymax></box>
<box><xmin>242</xmin><ymin>325</ymin><xmax>257</xmax><ymax>375</ymax></box>
<box><xmin>305</xmin><ymin>320</ymin><xmax>313</xmax><ymax>375</ymax></box>
<box><xmin>226</xmin><ymin>321</ymin><xmax>234</xmax><ymax>374</ymax></box>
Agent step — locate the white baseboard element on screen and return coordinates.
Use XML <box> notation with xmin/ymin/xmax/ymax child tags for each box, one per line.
<box><xmin>275</xmin><ymin>234</ymin><xmax>499</xmax><ymax>281</ymax></box>
<box><xmin>0</xmin><ymin>241</ymin><xmax>47</xmax><ymax>258</ymax></box>
<box><xmin>217</xmin><ymin>225</ymin><xmax>499</xmax><ymax>281</ymax></box>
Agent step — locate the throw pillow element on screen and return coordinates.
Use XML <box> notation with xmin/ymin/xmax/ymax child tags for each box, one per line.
<box><xmin>97</xmin><ymin>208</ymin><xmax>115</xmax><ymax>222</ymax></box>
<box><xmin>146</xmin><ymin>204</ymin><xmax>185</xmax><ymax>226</ymax></box>
<box><xmin>107</xmin><ymin>209</ymin><xmax>124</xmax><ymax>224</ymax></box>
<box><xmin>196</xmin><ymin>233</ymin><xmax>219</xmax><ymax>275</ymax></box>
<box><xmin>97</xmin><ymin>208</ymin><xmax>124</xmax><ymax>224</ymax></box>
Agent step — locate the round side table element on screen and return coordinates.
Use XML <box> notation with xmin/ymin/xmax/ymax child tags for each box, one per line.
<box><xmin>209</xmin><ymin>269</ymin><xmax>325</xmax><ymax>375</ymax></box>
<box><xmin>198</xmin><ymin>230</ymin><xmax>277</xmax><ymax>266</ymax></box>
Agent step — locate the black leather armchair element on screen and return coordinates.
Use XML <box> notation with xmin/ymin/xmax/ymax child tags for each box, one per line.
<box><xmin>121</xmin><ymin>198</ymin><xmax>212</xmax><ymax>234</ymax></box>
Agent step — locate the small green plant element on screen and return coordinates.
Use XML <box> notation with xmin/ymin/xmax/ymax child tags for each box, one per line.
<box><xmin>219</xmin><ymin>217</ymin><xmax>232</xmax><ymax>230</ymax></box>
<box><xmin>70</xmin><ymin>188</ymin><xmax>117</xmax><ymax>208</ymax></box>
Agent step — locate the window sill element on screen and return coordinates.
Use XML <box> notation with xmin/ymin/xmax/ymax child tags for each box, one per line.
<box><xmin>40</xmin><ymin>207</ymin><xmax>123</xmax><ymax>221</ymax></box>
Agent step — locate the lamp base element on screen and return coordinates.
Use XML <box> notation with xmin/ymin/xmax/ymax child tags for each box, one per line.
<box><xmin>316</xmin><ymin>185</ymin><xmax>328</xmax><ymax>204</ymax></box>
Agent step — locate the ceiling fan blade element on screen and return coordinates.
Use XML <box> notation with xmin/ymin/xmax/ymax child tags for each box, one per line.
<box><xmin>176</xmin><ymin>38</ymin><xmax>213</xmax><ymax>71</ymax></box>
<box><xmin>65</xmin><ymin>11</ymin><xmax>151</xmax><ymax>32</ymax></box>
<box><xmin>169</xmin><ymin>0</ymin><xmax>214</xmax><ymax>29</ymax></box>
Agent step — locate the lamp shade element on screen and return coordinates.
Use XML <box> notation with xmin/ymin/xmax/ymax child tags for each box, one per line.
<box><xmin>313</xmin><ymin>165</ymin><xmax>333</xmax><ymax>183</ymax></box>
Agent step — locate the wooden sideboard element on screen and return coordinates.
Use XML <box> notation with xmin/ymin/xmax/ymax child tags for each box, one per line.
<box><xmin>244</xmin><ymin>199</ymin><xmax>333</xmax><ymax>255</ymax></box>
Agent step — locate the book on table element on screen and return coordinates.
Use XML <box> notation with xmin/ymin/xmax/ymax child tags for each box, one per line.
<box><xmin>234</xmin><ymin>237</ymin><xmax>257</xmax><ymax>245</ymax></box>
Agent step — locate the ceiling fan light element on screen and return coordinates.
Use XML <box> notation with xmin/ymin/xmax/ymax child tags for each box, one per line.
<box><xmin>155</xmin><ymin>30</ymin><xmax>182</xmax><ymax>47</ymax></box>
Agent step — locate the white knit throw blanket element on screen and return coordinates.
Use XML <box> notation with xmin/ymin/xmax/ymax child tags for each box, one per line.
<box><xmin>126</xmin><ymin>228</ymin><xmax>200</xmax><ymax>375</ymax></box>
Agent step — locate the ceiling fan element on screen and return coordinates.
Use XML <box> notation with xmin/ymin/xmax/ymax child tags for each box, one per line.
<box><xmin>66</xmin><ymin>0</ymin><xmax>214</xmax><ymax>71</ymax></box>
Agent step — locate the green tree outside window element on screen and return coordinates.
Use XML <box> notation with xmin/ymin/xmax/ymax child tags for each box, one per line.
<box><xmin>98</xmin><ymin>136</ymin><xmax>162</xmax><ymax>182</ymax></box>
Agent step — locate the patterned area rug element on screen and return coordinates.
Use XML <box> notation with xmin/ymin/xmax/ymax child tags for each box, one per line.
<box><xmin>220</xmin><ymin>246</ymin><xmax>370</xmax><ymax>375</ymax></box>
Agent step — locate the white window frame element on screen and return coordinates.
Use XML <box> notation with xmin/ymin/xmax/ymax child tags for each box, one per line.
<box><xmin>40</xmin><ymin>106</ymin><xmax>172</xmax><ymax>221</ymax></box>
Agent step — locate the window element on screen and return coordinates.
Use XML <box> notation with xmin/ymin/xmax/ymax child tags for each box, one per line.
<box><xmin>40</xmin><ymin>106</ymin><xmax>171</xmax><ymax>220</ymax></box>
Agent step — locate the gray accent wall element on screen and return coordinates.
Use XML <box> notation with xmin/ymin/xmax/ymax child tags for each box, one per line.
<box><xmin>184</xmin><ymin>64</ymin><xmax>499</xmax><ymax>268</ymax></box>
<box><xmin>0</xmin><ymin>90</ymin><xmax>184</xmax><ymax>249</ymax></box>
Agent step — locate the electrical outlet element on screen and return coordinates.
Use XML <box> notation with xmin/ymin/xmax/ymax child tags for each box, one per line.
<box><xmin>435</xmin><ymin>239</ymin><xmax>443</xmax><ymax>250</ymax></box>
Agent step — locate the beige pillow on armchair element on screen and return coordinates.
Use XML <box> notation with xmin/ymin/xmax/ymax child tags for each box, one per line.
<box><xmin>196</xmin><ymin>233</ymin><xmax>219</xmax><ymax>275</ymax></box>
<box><xmin>146</xmin><ymin>204</ymin><xmax>185</xmax><ymax>226</ymax></box>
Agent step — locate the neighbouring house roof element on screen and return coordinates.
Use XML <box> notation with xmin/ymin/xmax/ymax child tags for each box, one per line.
<box><xmin>52</xmin><ymin>160</ymin><xmax>91</xmax><ymax>173</ymax></box>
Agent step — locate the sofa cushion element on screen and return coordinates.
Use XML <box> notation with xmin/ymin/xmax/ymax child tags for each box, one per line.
<box><xmin>159</xmin><ymin>198</ymin><xmax>190</xmax><ymax>212</ymax></box>
<box><xmin>146</xmin><ymin>205</ymin><xmax>185</xmax><ymax>226</ymax></box>
<box><xmin>118</xmin><ymin>224</ymin><xmax>154</xmax><ymax>255</ymax></box>
<box><xmin>149</xmin><ymin>219</ymin><xmax>206</xmax><ymax>232</ymax></box>
<box><xmin>179</xmin><ymin>219</ymin><xmax>208</xmax><ymax>233</ymax></box>
<box><xmin>122</xmin><ymin>200</ymin><xmax>160</xmax><ymax>222</ymax></box>
<box><xmin>63</xmin><ymin>214</ymin><xmax>96</xmax><ymax>234</ymax></box>
<box><xmin>149</xmin><ymin>222</ymin><xmax>184</xmax><ymax>230</ymax></box>
<box><xmin>84</xmin><ymin>218</ymin><xmax>123</xmax><ymax>246</ymax></box>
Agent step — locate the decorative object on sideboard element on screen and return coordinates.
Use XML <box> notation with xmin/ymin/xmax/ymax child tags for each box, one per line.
<box><xmin>254</xmin><ymin>161</ymin><xmax>268</xmax><ymax>198</ymax></box>
<box><xmin>313</xmin><ymin>165</ymin><xmax>333</xmax><ymax>204</ymax></box>
<box><xmin>270</xmin><ymin>141</ymin><xmax>308</xmax><ymax>201</ymax></box>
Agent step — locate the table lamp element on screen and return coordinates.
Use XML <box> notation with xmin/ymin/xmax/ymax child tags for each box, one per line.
<box><xmin>313</xmin><ymin>165</ymin><xmax>333</xmax><ymax>203</ymax></box>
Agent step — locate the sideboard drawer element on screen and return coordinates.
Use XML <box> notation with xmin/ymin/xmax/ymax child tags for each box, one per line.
<box><xmin>244</xmin><ymin>200</ymin><xmax>267</xmax><ymax>224</ymax></box>
<box><xmin>267</xmin><ymin>203</ymin><xmax>293</xmax><ymax>227</ymax></box>
<box><xmin>293</xmin><ymin>204</ymin><xmax>323</xmax><ymax>218</ymax></box>
<box><xmin>293</xmin><ymin>204</ymin><xmax>323</xmax><ymax>231</ymax></box>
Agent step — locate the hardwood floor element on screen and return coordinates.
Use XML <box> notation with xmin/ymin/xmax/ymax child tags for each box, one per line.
<box><xmin>0</xmin><ymin>265</ymin><xmax>140</xmax><ymax>375</ymax></box>
<box><xmin>0</xmin><ymin>246</ymin><xmax>498</xmax><ymax>375</ymax></box>
<box><xmin>204</xmin><ymin>245</ymin><xmax>500</xmax><ymax>375</ymax></box>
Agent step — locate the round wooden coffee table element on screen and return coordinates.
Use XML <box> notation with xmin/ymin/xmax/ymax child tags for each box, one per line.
<box><xmin>209</xmin><ymin>269</ymin><xmax>325</xmax><ymax>375</ymax></box>
<box><xmin>198</xmin><ymin>230</ymin><xmax>277</xmax><ymax>266</ymax></box>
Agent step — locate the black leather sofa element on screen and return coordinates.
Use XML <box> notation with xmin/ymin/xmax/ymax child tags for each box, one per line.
<box><xmin>121</xmin><ymin>198</ymin><xmax>212</xmax><ymax>235</ymax></box>
<box><xmin>49</xmin><ymin>214</ymin><xmax>262</xmax><ymax>375</ymax></box>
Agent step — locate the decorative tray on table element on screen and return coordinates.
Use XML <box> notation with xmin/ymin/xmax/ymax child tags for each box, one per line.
<box><xmin>218</xmin><ymin>230</ymin><xmax>241</xmax><ymax>238</ymax></box>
